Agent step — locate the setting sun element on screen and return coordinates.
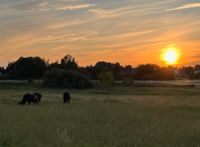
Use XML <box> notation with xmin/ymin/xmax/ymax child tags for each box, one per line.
<box><xmin>162</xmin><ymin>47</ymin><xmax>180</xmax><ymax>65</ymax></box>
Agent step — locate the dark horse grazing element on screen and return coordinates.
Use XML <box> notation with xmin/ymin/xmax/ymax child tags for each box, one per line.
<box><xmin>63</xmin><ymin>92</ymin><xmax>71</xmax><ymax>104</ymax></box>
<box><xmin>33</xmin><ymin>93</ymin><xmax>42</xmax><ymax>103</ymax></box>
<box><xmin>18</xmin><ymin>93</ymin><xmax>43</xmax><ymax>105</ymax></box>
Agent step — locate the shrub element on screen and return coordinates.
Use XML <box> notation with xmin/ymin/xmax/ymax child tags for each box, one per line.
<box><xmin>98</xmin><ymin>72</ymin><xmax>114</xmax><ymax>84</ymax></box>
<box><xmin>43</xmin><ymin>68</ymin><xmax>93</xmax><ymax>89</ymax></box>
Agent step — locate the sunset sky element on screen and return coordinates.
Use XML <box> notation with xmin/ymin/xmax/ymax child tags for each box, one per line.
<box><xmin>0</xmin><ymin>0</ymin><xmax>199</xmax><ymax>67</ymax></box>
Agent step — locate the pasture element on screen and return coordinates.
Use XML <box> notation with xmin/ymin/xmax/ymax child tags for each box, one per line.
<box><xmin>1</xmin><ymin>83</ymin><xmax>200</xmax><ymax>147</ymax></box>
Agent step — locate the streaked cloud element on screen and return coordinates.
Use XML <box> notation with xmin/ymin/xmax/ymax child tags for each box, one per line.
<box><xmin>0</xmin><ymin>0</ymin><xmax>199</xmax><ymax>66</ymax></box>
<box><xmin>10</xmin><ymin>0</ymin><xmax>48</xmax><ymax>11</ymax></box>
<box><xmin>56</xmin><ymin>3</ymin><xmax>95</xmax><ymax>11</ymax></box>
<box><xmin>166</xmin><ymin>2</ymin><xmax>200</xmax><ymax>11</ymax></box>
<box><xmin>4</xmin><ymin>0</ymin><xmax>96</xmax><ymax>12</ymax></box>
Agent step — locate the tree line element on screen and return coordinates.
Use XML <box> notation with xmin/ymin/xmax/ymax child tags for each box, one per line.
<box><xmin>0</xmin><ymin>55</ymin><xmax>200</xmax><ymax>86</ymax></box>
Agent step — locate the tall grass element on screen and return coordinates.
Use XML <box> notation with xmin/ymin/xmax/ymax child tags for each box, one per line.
<box><xmin>0</xmin><ymin>83</ymin><xmax>200</xmax><ymax>147</ymax></box>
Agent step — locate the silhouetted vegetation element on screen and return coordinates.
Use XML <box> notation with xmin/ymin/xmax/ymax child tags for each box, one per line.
<box><xmin>0</xmin><ymin>67</ymin><xmax>6</xmax><ymax>79</ymax></box>
<box><xmin>43</xmin><ymin>68</ymin><xmax>93</xmax><ymax>89</ymax></box>
<box><xmin>135</xmin><ymin>64</ymin><xmax>175</xmax><ymax>80</ymax></box>
<box><xmin>5</xmin><ymin>57</ymin><xmax>47</xmax><ymax>80</ymax></box>
<box><xmin>79</xmin><ymin>61</ymin><xmax>135</xmax><ymax>82</ymax></box>
<box><xmin>177</xmin><ymin>66</ymin><xmax>194</xmax><ymax>79</ymax></box>
<box><xmin>1</xmin><ymin>55</ymin><xmax>200</xmax><ymax>87</ymax></box>
<box><xmin>0</xmin><ymin>67</ymin><xmax>5</xmax><ymax>74</ymax></box>
<box><xmin>48</xmin><ymin>55</ymin><xmax>78</xmax><ymax>70</ymax></box>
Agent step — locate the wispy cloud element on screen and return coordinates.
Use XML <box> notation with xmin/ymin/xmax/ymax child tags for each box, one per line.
<box><xmin>8</xmin><ymin>0</ymin><xmax>95</xmax><ymax>12</ymax></box>
<box><xmin>166</xmin><ymin>2</ymin><xmax>200</xmax><ymax>11</ymax></box>
<box><xmin>89</xmin><ymin>0</ymin><xmax>178</xmax><ymax>19</ymax></box>
<box><xmin>0</xmin><ymin>0</ymin><xmax>199</xmax><ymax>66</ymax></box>
<box><xmin>56</xmin><ymin>3</ymin><xmax>95</xmax><ymax>11</ymax></box>
<box><xmin>89</xmin><ymin>7</ymin><xmax>128</xmax><ymax>18</ymax></box>
<box><xmin>89</xmin><ymin>7</ymin><xmax>158</xmax><ymax>19</ymax></box>
<box><xmin>46</xmin><ymin>19</ymin><xmax>92</xmax><ymax>30</ymax></box>
<box><xmin>10</xmin><ymin>0</ymin><xmax>48</xmax><ymax>11</ymax></box>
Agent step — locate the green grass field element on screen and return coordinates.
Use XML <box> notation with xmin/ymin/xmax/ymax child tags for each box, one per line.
<box><xmin>1</xmin><ymin>83</ymin><xmax>200</xmax><ymax>147</ymax></box>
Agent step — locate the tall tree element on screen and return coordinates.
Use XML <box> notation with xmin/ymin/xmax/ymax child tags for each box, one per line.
<box><xmin>135</xmin><ymin>64</ymin><xmax>162</xmax><ymax>80</ymax></box>
<box><xmin>60</xmin><ymin>55</ymin><xmax>78</xmax><ymax>70</ymax></box>
<box><xmin>0</xmin><ymin>67</ymin><xmax>5</xmax><ymax>74</ymax></box>
<box><xmin>10</xmin><ymin>57</ymin><xmax>47</xmax><ymax>79</ymax></box>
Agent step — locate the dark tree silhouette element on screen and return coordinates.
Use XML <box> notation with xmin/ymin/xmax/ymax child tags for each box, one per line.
<box><xmin>43</xmin><ymin>69</ymin><xmax>93</xmax><ymax>89</ymax></box>
<box><xmin>3</xmin><ymin>55</ymin><xmax>200</xmax><ymax>81</ymax></box>
<box><xmin>160</xmin><ymin>66</ymin><xmax>175</xmax><ymax>80</ymax></box>
<box><xmin>194</xmin><ymin>65</ymin><xmax>200</xmax><ymax>79</ymax></box>
<box><xmin>48</xmin><ymin>61</ymin><xmax>60</xmax><ymax>70</ymax></box>
<box><xmin>78</xmin><ymin>61</ymin><xmax>135</xmax><ymax>81</ymax></box>
<box><xmin>9</xmin><ymin>57</ymin><xmax>47</xmax><ymax>80</ymax></box>
<box><xmin>0</xmin><ymin>67</ymin><xmax>5</xmax><ymax>74</ymax></box>
<box><xmin>135</xmin><ymin>64</ymin><xmax>162</xmax><ymax>80</ymax></box>
<box><xmin>60</xmin><ymin>55</ymin><xmax>78</xmax><ymax>70</ymax></box>
<box><xmin>194</xmin><ymin>65</ymin><xmax>200</xmax><ymax>71</ymax></box>
<box><xmin>177</xmin><ymin>66</ymin><xmax>194</xmax><ymax>79</ymax></box>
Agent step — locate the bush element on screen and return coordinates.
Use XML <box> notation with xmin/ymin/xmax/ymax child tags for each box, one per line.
<box><xmin>0</xmin><ymin>74</ymin><xmax>10</xmax><ymax>80</ymax></box>
<box><xmin>98</xmin><ymin>72</ymin><xmax>114</xmax><ymax>84</ymax></box>
<box><xmin>43</xmin><ymin>69</ymin><xmax>93</xmax><ymax>89</ymax></box>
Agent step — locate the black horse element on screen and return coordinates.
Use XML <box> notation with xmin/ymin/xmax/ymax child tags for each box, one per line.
<box><xmin>33</xmin><ymin>93</ymin><xmax>43</xmax><ymax>103</ymax></box>
<box><xmin>18</xmin><ymin>93</ymin><xmax>42</xmax><ymax>105</ymax></box>
<box><xmin>63</xmin><ymin>92</ymin><xmax>71</xmax><ymax>104</ymax></box>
